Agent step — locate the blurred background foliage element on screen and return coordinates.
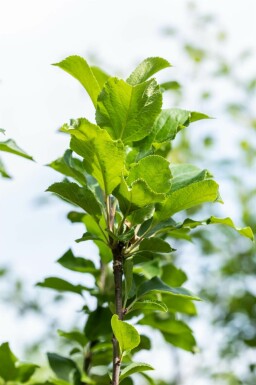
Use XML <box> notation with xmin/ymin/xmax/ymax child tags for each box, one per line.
<box><xmin>0</xmin><ymin>2</ymin><xmax>255</xmax><ymax>384</ymax></box>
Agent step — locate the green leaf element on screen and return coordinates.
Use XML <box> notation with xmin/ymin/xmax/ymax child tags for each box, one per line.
<box><xmin>137</xmin><ymin>277</ymin><xmax>200</xmax><ymax>300</ymax></box>
<box><xmin>127</xmin><ymin>155</ymin><xmax>172</xmax><ymax>194</ymax></box>
<box><xmin>57</xmin><ymin>249</ymin><xmax>96</xmax><ymax>273</ymax></box>
<box><xmin>16</xmin><ymin>363</ymin><xmax>38</xmax><ymax>382</ymax></box>
<box><xmin>91</xmin><ymin>66</ymin><xmax>110</xmax><ymax>88</ymax></box>
<box><xmin>82</xmin><ymin>215</ymin><xmax>112</xmax><ymax>263</ymax></box>
<box><xmin>96</xmin><ymin>78</ymin><xmax>162</xmax><ymax>144</ymax></box>
<box><xmin>155</xmin><ymin>180</ymin><xmax>221</xmax><ymax>222</ymax></box>
<box><xmin>58</xmin><ymin>329</ymin><xmax>88</xmax><ymax>347</ymax></box>
<box><xmin>47</xmin><ymin>181</ymin><xmax>102</xmax><ymax>221</ymax></box>
<box><xmin>0</xmin><ymin>342</ymin><xmax>18</xmax><ymax>380</ymax></box>
<box><xmin>161</xmin><ymin>264</ymin><xmax>187</xmax><ymax>287</ymax></box>
<box><xmin>130</xmin><ymin>299</ymin><xmax>168</xmax><ymax>313</ymax></box>
<box><xmin>0</xmin><ymin>139</ymin><xmax>33</xmax><ymax>160</ymax></box>
<box><xmin>0</xmin><ymin>128</ymin><xmax>5</xmax><ymax>134</ymax></box>
<box><xmin>190</xmin><ymin>111</ymin><xmax>211</xmax><ymax>122</ymax></box>
<box><xmin>0</xmin><ymin>157</ymin><xmax>11</xmax><ymax>178</ymax></box>
<box><xmin>67</xmin><ymin>118</ymin><xmax>125</xmax><ymax>194</ymax></box>
<box><xmin>120</xmin><ymin>362</ymin><xmax>154</xmax><ymax>382</ymax></box>
<box><xmin>133</xmin><ymin>260</ymin><xmax>162</xmax><ymax>279</ymax></box>
<box><xmin>163</xmin><ymin>331</ymin><xmax>197</xmax><ymax>352</ymax></box>
<box><xmin>207</xmin><ymin>216</ymin><xmax>254</xmax><ymax>241</ymax></box>
<box><xmin>139</xmin><ymin>237</ymin><xmax>173</xmax><ymax>253</ymax></box>
<box><xmin>127</xmin><ymin>57</ymin><xmax>171</xmax><ymax>85</ymax></box>
<box><xmin>162</xmin><ymin>295</ymin><xmax>197</xmax><ymax>315</ymax></box>
<box><xmin>75</xmin><ymin>232</ymin><xmax>107</xmax><ymax>244</ymax></box>
<box><xmin>111</xmin><ymin>315</ymin><xmax>140</xmax><ymax>353</ymax></box>
<box><xmin>180</xmin><ymin>216</ymin><xmax>254</xmax><ymax>241</ymax></box>
<box><xmin>114</xmin><ymin>177</ymin><xmax>165</xmax><ymax>217</ymax></box>
<box><xmin>47</xmin><ymin>353</ymin><xmax>80</xmax><ymax>382</ymax></box>
<box><xmin>53</xmin><ymin>56</ymin><xmax>101</xmax><ymax>107</ymax></box>
<box><xmin>47</xmin><ymin>150</ymin><xmax>87</xmax><ymax>185</ymax></box>
<box><xmin>170</xmin><ymin>164</ymin><xmax>211</xmax><ymax>192</ymax></box>
<box><xmin>152</xmin><ymin>108</ymin><xmax>190</xmax><ymax>143</ymax></box>
<box><xmin>127</xmin><ymin>205</ymin><xmax>155</xmax><ymax>226</ymax></box>
<box><xmin>36</xmin><ymin>277</ymin><xmax>88</xmax><ymax>295</ymax></box>
<box><xmin>85</xmin><ymin>307</ymin><xmax>112</xmax><ymax>340</ymax></box>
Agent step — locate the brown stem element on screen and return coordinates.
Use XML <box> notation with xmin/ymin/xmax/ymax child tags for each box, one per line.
<box><xmin>112</xmin><ymin>244</ymin><xmax>123</xmax><ymax>385</ymax></box>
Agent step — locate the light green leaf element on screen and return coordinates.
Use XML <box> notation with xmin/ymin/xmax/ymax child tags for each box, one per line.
<box><xmin>130</xmin><ymin>299</ymin><xmax>168</xmax><ymax>313</ymax></box>
<box><xmin>139</xmin><ymin>237</ymin><xmax>173</xmax><ymax>253</ymax></box>
<box><xmin>155</xmin><ymin>180</ymin><xmax>221</xmax><ymax>222</ymax></box>
<box><xmin>190</xmin><ymin>111</ymin><xmax>211</xmax><ymax>122</ymax></box>
<box><xmin>57</xmin><ymin>329</ymin><xmax>88</xmax><ymax>347</ymax></box>
<box><xmin>127</xmin><ymin>155</ymin><xmax>172</xmax><ymax>194</ymax></box>
<box><xmin>96</xmin><ymin>78</ymin><xmax>162</xmax><ymax>144</ymax></box>
<box><xmin>57</xmin><ymin>249</ymin><xmax>96</xmax><ymax>273</ymax></box>
<box><xmin>53</xmin><ymin>56</ymin><xmax>101</xmax><ymax>107</ymax></box>
<box><xmin>114</xmin><ymin>177</ymin><xmax>165</xmax><ymax>217</ymax></box>
<box><xmin>91</xmin><ymin>66</ymin><xmax>110</xmax><ymax>88</ymax></box>
<box><xmin>47</xmin><ymin>150</ymin><xmax>87</xmax><ymax>185</ymax></box>
<box><xmin>137</xmin><ymin>277</ymin><xmax>200</xmax><ymax>300</ymax></box>
<box><xmin>127</xmin><ymin>57</ymin><xmax>171</xmax><ymax>85</ymax></box>
<box><xmin>67</xmin><ymin>118</ymin><xmax>125</xmax><ymax>194</ymax></box>
<box><xmin>36</xmin><ymin>277</ymin><xmax>88</xmax><ymax>296</ymax></box>
<box><xmin>152</xmin><ymin>108</ymin><xmax>190</xmax><ymax>143</ymax></box>
<box><xmin>0</xmin><ymin>139</ymin><xmax>33</xmax><ymax>160</ymax></box>
<box><xmin>47</xmin><ymin>181</ymin><xmax>102</xmax><ymax>221</ymax></box>
<box><xmin>207</xmin><ymin>216</ymin><xmax>254</xmax><ymax>241</ymax></box>
<box><xmin>170</xmin><ymin>164</ymin><xmax>211</xmax><ymax>192</ymax></box>
<box><xmin>181</xmin><ymin>216</ymin><xmax>254</xmax><ymax>241</ymax></box>
<box><xmin>120</xmin><ymin>362</ymin><xmax>154</xmax><ymax>382</ymax></box>
<box><xmin>0</xmin><ymin>128</ymin><xmax>5</xmax><ymax>134</ymax></box>
<box><xmin>111</xmin><ymin>315</ymin><xmax>140</xmax><ymax>353</ymax></box>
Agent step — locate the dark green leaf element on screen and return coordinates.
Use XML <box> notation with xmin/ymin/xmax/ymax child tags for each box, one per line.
<box><xmin>139</xmin><ymin>237</ymin><xmax>173</xmax><ymax>253</ymax></box>
<box><xmin>137</xmin><ymin>277</ymin><xmax>200</xmax><ymax>300</ymax></box>
<box><xmin>36</xmin><ymin>277</ymin><xmax>88</xmax><ymax>295</ymax></box>
<box><xmin>0</xmin><ymin>342</ymin><xmax>18</xmax><ymax>380</ymax></box>
<box><xmin>47</xmin><ymin>353</ymin><xmax>80</xmax><ymax>382</ymax></box>
<box><xmin>58</xmin><ymin>329</ymin><xmax>88</xmax><ymax>347</ymax></box>
<box><xmin>57</xmin><ymin>249</ymin><xmax>96</xmax><ymax>273</ymax></box>
<box><xmin>47</xmin><ymin>181</ymin><xmax>102</xmax><ymax>221</ymax></box>
<box><xmin>85</xmin><ymin>307</ymin><xmax>112</xmax><ymax>340</ymax></box>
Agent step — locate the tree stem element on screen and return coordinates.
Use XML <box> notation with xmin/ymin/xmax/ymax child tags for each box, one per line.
<box><xmin>112</xmin><ymin>245</ymin><xmax>123</xmax><ymax>385</ymax></box>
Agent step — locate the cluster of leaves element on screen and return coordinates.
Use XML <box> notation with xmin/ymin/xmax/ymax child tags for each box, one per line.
<box><xmin>20</xmin><ymin>55</ymin><xmax>250</xmax><ymax>385</ymax></box>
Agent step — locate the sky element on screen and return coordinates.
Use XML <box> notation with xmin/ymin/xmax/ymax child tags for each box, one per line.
<box><xmin>0</xmin><ymin>0</ymin><xmax>256</xmax><ymax>381</ymax></box>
